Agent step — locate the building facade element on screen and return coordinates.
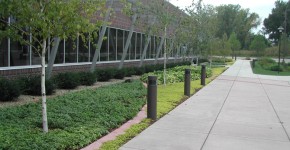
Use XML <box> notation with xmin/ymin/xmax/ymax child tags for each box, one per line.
<box><xmin>0</xmin><ymin>0</ymin><xmax>185</xmax><ymax>78</ymax></box>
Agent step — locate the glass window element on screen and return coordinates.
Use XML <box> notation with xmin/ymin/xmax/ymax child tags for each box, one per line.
<box><xmin>145</xmin><ymin>35</ymin><xmax>150</xmax><ymax>59</ymax></box>
<box><xmin>99</xmin><ymin>30</ymin><xmax>108</xmax><ymax>61</ymax></box>
<box><xmin>142</xmin><ymin>34</ymin><xmax>145</xmax><ymax>59</ymax></box>
<box><xmin>79</xmin><ymin>34</ymin><xmax>90</xmax><ymax>62</ymax></box>
<box><xmin>109</xmin><ymin>28</ymin><xmax>117</xmax><ymax>61</ymax></box>
<box><xmin>136</xmin><ymin>33</ymin><xmax>142</xmax><ymax>59</ymax></box>
<box><xmin>131</xmin><ymin>32</ymin><xmax>136</xmax><ymax>60</ymax></box>
<box><xmin>0</xmin><ymin>38</ymin><xmax>8</xmax><ymax>67</ymax></box>
<box><xmin>10</xmin><ymin>34</ymin><xmax>30</xmax><ymax>66</ymax></box>
<box><xmin>54</xmin><ymin>39</ymin><xmax>65</xmax><ymax>64</ymax></box>
<box><xmin>116</xmin><ymin>29</ymin><xmax>124</xmax><ymax>60</ymax></box>
<box><xmin>0</xmin><ymin>17</ymin><xmax>8</xmax><ymax>67</ymax></box>
<box><xmin>65</xmin><ymin>38</ymin><xmax>77</xmax><ymax>63</ymax></box>
<box><xmin>150</xmin><ymin>36</ymin><xmax>155</xmax><ymax>59</ymax></box>
<box><xmin>170</xmin><ymin>39</ymin><xmax>174</xmax><ymax>57</ymax></box>
<box><xmin>124</xmin><ymin>30</ymin><xmax>130</xmax><ymax>60</ymax></box>
<box><xmin>160</xmin><ymin>37</ymin><xmax>165</xmax><ymax>58</ymax></box>
<box><xmin>155</xmin><ymin>37</ymin><xmax>161</xmax><ymax>59</ymax></box>
<box><xmin>142</xmin><ymin>34</ymin><xmax>151</xmax><ymax>59</ymax></box>
<box><xmin>89</xmin><ymin>31</ymin><xmax>97</xmax><ymax>62</ymax></box>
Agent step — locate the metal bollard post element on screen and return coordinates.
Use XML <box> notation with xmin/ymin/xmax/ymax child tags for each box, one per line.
<box><xmin>201</xmin><ymin>64</ymin><xmax>206</xmax><ymax>86</ymax></box>
<box><xmin>252</xmin><ymin>59</ymin><xmax>256</xmax><ymax>68</ymax></box>
<box><xmin>184</xmin><ymin>69</ymin><xmax>191</xmax><ymax>96</ymax></box>
<box><xmin>147</xmin><ymin>76</ymin><xmax>157</xmax><ymax>120</ymax></box>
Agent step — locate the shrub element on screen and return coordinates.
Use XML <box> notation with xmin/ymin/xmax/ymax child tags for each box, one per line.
<box><xmin>270</xmin><ymin>65</ymin><xmax>283</xmax><ymax>72</ymax></box>
<box><xmin>124</xmin><ymin>67</ymin><xmax>136</xmax><ymax>77</ymax></box>
<box><xmin>192</xmin><ymin>58</ymin><xmax>209</xmax><ymax>64</ymax></box>
<box><xmin>114</xmin><ymin>69</ymin><xmax>126</xmax><ymax>79</ymax></box>
<box><xmin>54</xmin><ymin>72</ymin><xmax>80</xmax><ymax>89</ymax></box>
<box><xmin>78</xmin><ymin>72</ymin><xmax>97</xmax><ymax>86</ymax></box>
<box><xmin>212</xmin><ymin>57</ymin><xmax>233</xmax><ymax>63</ymax></box>
<box><xmin>144</xmin><ymin>65</ymin><xmax>156</xmax><ymax>73</ymax></box>
<box><xmin>0</xmin><ymin>78</ymin><xmax>20</xmax><ymax>101</ymax></box>
<box><xmin>17</xmin><ymin>76</ymin><xmax>55</xmax><ymax>96</ymax></box>
<box><xmin>258</xmin><ymin>57</ymin><xmax>276</xmax><ymax>70</ymax></box>
<box><xmin>95</xmin><ymin>68</ymin><xmax>115</xmax><ymax>81</ymax></box>
<box><xmin>166</xmin><ymin>63</ymin><xmax>176</xmax><ymax>68</ymax></box>
<box><xmin>140</xmin><ymin>65</ymin><xmax>212</xmax><ymax>84</ymax></box>
<box><xmin>133</xmin><ymin>67</ymin><xmax>145</xmax><ymax>75</ymax></box>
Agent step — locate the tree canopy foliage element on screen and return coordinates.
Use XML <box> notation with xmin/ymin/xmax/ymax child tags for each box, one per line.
<box><xmin>228</xmin><ymin>32</ymin><xmax>241</xmax><ymax>59</ymax></box>
<box><xmin>264</xmin><ymin>0</ymin><xmax>290</xmax><ymax>42</ymax></box>
<box><xmin>215</xmin><ymin>4</ymin><xmax>260</xmax><ymax>49</ymax></box>
<box><xmin>181</xmin><ymin>1</ymin><xmax>260</xmax><ymax>57</ymax></box>
<box><xmin>250</xmin><ymin>34</ymin><xmax>267</xmax><ymax>56</ymax></box>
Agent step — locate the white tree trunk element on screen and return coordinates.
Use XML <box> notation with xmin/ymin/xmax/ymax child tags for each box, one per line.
<box><xmin>163</xmin><ymin>52</ymin><xmax>166</xmax><ymax>85</ymax></box>
<box><xmin>163</xmin><ymin>26</ymin><xmax>167</xmax><ymax>86</ymax></box>
<box><xmin>41</xmin><ymin>39</ymin><xmax>48</xmax><ymax>133</ymax></box>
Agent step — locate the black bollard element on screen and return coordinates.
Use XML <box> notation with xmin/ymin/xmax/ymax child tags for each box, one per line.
<box><xmin>252</xmin><ymin>59</ymin><xmax>256</xmax><ymax>68</ymax></box>
<box><xmin>201</xmin><ymin>64</ymin><xmax>206</xmax><ymax>86</ymax></box>
<box><xmin>184</xmin><ymin>69</ymin><xmax>191</xmax><ymax>96</ymax></box>
<box><xmin>147</xmin><ymin>76</ymin><xmax>157</xmax><ymax>120</ymax></box>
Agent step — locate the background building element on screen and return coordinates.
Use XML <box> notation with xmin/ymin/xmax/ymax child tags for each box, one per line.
<box><xmin>0</xmin><ymin>0</ymin><xmax>186</xmax><ymax>78</ymax></box>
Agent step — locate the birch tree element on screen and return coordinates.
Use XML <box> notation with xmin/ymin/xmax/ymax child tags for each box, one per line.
<box><xmin>140</xmin><ymin>0</ymin><xmax>180</xmax><ymax>85</ymax></box>
<box><xmin>0</xmin><ymin>0</ymin><xmax>107</xmax><ymax>133</ymax></box>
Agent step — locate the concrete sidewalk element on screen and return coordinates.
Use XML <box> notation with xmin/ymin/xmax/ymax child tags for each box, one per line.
<box><xmin>120</xmin><ymin>60</ymin><xmax>290</xmax><ymax>150</ymax></box>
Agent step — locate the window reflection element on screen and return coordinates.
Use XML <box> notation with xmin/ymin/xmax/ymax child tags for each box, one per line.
<box><xmin>109</xmin><ymin>28</ymin><xmax>117</xmax><ymax>61</ymax></box>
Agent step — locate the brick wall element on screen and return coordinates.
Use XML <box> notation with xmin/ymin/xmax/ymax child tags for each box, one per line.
<box><xmin>0</xmin><ymin>59</ymin><xmax>184</xmax><ymax>79</ymax></box>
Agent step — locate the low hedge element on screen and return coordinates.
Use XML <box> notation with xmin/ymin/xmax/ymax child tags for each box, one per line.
<box><xmin>0</xmin><ymin>78</ymin><xmax>20</xmax><ymax>101</ymax></box>
<box><xmin>78</xmin><ymin>72</ymin><xmax>97</xmax><ymax>86</ymax></box>
<box><xmin>0</xmin><ymin>61</ymin><xmax>191</xmax><ymax>100</ymax></box>
<box><xmin>54</xmin><ymin>72</ymin><xmax>81</xmax><ymax>89</ymax></box>
<box><xmin>212</xmin><ymin>57</ymin><xmax>233</xmax><ymax>63</ymax></box>
<box><xmin>95</xmin><ymin>68</ymin><xmax>115</xmax><ymax>81</ymax></box>
<box><xmin>0</xmin><ymin>81</ymin><xmax>146</xmax><ymax>149</ymax></box>
<box><xmin>17</xmin><ymin>76</ymin><xmax>56</xmax><ymax>96</ymax></box>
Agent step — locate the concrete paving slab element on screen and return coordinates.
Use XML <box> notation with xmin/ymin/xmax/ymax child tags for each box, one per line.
<box><xmin>203</xmin><ymin>134</ymin><xmax>290</xmax><ymax>150</ymax></box>
<box><xmin>258</xmin><ymin>74</ymin><xmax>290</xmax><ymax>82</ymax></box>
<box><xmin>150</xmin><ymin>114</ymin><xmax>214</xmax><ymax>134</ymax></box>
<box><xmin>222</xmin><ymin>97</ymin><xmax>275</xmax><ymax>112</ymax></box>
<box><xmin>260</xmin><ymin>79</ymin><xmax>290</xmax><ymax>86</ymax></box>
<box><xmin>169</xmin><ymin>105</ymin><xmax>220</xmax><ymax>121</ymax></box>
<box><xmin>216</xmin><ymin>75</ymin><xmax>236</xmax><ymax>81</ymax></box>
<box><xmin>235</xmin><ymin>77</ymin><xmax>260</xmax><ymax>83</ymax></box>
<box><xmin>218</xmin><ymin>108</ymin><xmax>280</xmax><ymax>124</ymax></box>
<box><xmin>211</xmin><ymin>120</ymin><xmax>289</xmax><ymax>141</ymax></box>
<box><xmin>120</xmin><ymin>60</ymin><xmax>290</xmax><ymax>150</ymax></box>
<box><xmin>263</xmin><ymin>84</ymin><xmax>290</xmax><ymax>100</ymax></box>
<box><xmin>188</xmin><ymin>95</ymin><xmax>226</xmax><ymax>101</ymax></box>
<box><xmin>178</xmin><ymin>99</ymin><xmax>224</xmax><ymax>109</ymax></box>
<box><xmin>195</xmin><ymin>87</ymin><xmax>231</xmax><ymax>98</ymax></box>
<box><xmin>274</xmin><ymin>110</ymin><xmax>290</xmax><ymax>123</ymax></box>
<box><xmin>121</xmin><ymin>128</ymin><xmax>207</xmax><ymax>150</ymax></box>
<box><xmin>283</xmin><ymin>124</ymin><xmax>290</xmax><ymax>136</ymax></box>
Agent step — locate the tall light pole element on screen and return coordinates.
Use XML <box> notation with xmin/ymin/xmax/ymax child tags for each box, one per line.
<box><xmin>278</xmin><ymin>26</ymin><xmax>284</xmax><ymax>73</ymax></box>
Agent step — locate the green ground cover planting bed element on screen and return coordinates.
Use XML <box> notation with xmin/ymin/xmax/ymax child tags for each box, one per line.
<box><xmin>140</xmin><ymin>65</ymin><xmax>213</xmax><ymax>84</ymax></box>
<box><xmin>252</xmin><ymin>57</ymin><xmax>290</xmax><ymax>76</ymax></box>
<box><xmin>0</xmin><ymin>81</ymin><xmax>146</xmax><ymax>150</ymax></box>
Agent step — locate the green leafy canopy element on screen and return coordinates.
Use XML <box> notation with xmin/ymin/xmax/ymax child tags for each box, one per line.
<box><xmin>0</xmin><ymin>0</ymin><xmax>107</xmax><ymax>52</ymax></box>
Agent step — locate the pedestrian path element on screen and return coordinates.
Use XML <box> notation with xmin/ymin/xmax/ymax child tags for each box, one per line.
<box><xmin>120</xmin><ymin>60</ymin><xmax>290</xmax><ymax>150</ymax></box>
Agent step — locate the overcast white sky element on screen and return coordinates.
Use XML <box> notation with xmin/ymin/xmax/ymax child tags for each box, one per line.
<box><xmin>170</xmin><ymin>0</ymin><xmax>288</xmax><ymax>32</ymax></box>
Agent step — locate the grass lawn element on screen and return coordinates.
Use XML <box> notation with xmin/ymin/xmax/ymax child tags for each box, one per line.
<box><xmin>252</xmin><ymin>62</ymin><xmax>290</xmax><ymax>76</ymax></box>
<box><xmin>100</xmin><ymin>67</ymin><xmax>226</xmax><ymax>150</ymax></box>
